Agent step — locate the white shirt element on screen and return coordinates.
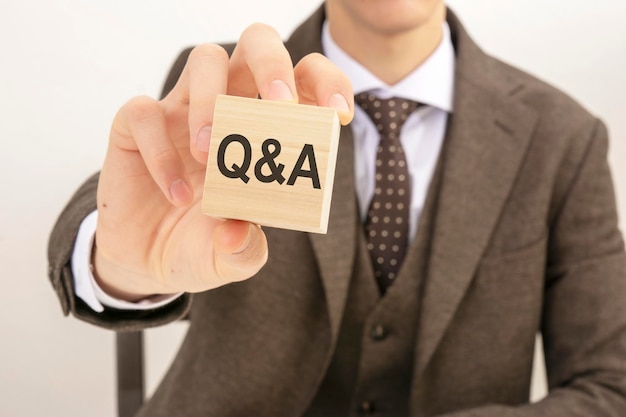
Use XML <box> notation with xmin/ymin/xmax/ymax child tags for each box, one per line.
<box><xmin>72</xmin><ymin>21</ymin><xmax>455</xmax><ymax>312</ymax></box>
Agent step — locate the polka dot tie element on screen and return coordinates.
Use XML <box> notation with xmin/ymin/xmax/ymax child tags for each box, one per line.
<box><xmin>355</xmin><ymin>93</ymin><xmax>420</xmax><ymax>293</ymax></box>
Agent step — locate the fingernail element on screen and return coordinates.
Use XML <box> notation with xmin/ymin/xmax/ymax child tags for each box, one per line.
<box><xmin>267</xmin><ymin>80</ymin><xmax>294</xmax><ymax>101</ymax></box>
<box><xmin>328</xmin><ymin>93</ymin><xmax>350</xmax><ymax>113</ymax></box>
<box><xmin>169</xmin><ymin>179</ymin><xmax>193</xmax><ymax>205</ymax></box>
<box><xmin>196</xmin><ymin>126</ymin><xmax>212</xmax><ymax>153</ymax></box>
<box><xmin>233</xmin><ymin>223</ymin><xmax>255</xmax><ymax>254</ymax></box>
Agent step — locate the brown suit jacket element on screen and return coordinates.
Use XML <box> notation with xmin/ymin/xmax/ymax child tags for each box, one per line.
<box><xmin>48</xmin><ymin>6</ymin><xmax>626</xmax><ymax>417</ymax></box>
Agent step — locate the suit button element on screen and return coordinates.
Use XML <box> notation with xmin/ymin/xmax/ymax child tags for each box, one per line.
<box><xmin>370</xmin><ymin>324</ymin><xmax>389</xmax><ymax>341</ymax></box>
<box><xmin>359</xmin><ymin>401</ymin><xmax>376</xmax><ymax>414</ymax></box>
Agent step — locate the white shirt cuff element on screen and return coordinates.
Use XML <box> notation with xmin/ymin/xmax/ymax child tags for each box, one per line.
<box><xmin>71</xmin><ymin>210</ymin><xmax>183</xmax><ymax>312</ymax></box>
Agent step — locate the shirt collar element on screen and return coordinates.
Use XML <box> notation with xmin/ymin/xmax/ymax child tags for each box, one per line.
<box><xmin>321</xmin><ymin>21</ymin><xmax>455</xmax><ymax>113</ymax></box>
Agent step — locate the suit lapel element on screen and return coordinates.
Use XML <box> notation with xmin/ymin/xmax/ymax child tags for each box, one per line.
<box><xmin>414</xmin><ymin>11</ymin><xmax>539</xmax><ymax>377</ymax></box>
<box><xmin>309</xmin><ymin>126</ymin><xmax>359</xmax><ymax>342</ymax></box>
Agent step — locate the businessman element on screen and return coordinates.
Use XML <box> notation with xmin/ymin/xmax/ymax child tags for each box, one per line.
<box><xmin>49</xmin><ymin>1</ymin><xmax>626</xmax><ymax>416</ymax></box>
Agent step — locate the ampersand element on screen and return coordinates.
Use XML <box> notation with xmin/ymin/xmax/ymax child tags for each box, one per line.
<box><xmin>254</xmin><ymin>138</ymin><xmax>285</xmax><ymax>184</ymax></box>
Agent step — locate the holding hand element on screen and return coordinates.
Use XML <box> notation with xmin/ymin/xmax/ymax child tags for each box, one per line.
<box><xmin>93</xmin><ymin>24</ymin><xmax>354</xmax><ymax>301</ymax></box>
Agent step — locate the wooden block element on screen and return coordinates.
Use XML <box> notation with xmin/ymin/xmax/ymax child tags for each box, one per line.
<box><xmin>202</xmin><ymin>95</ymin><xmax>341</xmax><ymax>234</ymax></box>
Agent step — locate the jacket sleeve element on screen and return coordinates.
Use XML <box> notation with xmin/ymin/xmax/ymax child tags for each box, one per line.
<box><xmin>438</xmin><ymin>119</ymin><xmax>626</xmax><ymax>416</ymax></box>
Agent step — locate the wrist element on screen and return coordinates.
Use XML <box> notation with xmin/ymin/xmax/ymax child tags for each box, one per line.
<box><xmin>91</xmin><ymin>243</ymin><xmax>163</xmax><ymax>302</ymax></box>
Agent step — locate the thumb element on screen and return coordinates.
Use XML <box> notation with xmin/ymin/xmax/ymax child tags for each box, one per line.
<box><xmin>213</xmin><ymin>220</ymin><xmax>268</xmax><ymax>283</ymax></box>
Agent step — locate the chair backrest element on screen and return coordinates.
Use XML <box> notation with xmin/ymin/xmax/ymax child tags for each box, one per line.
<box><xmin>116</xmin><ymin>331</ymin><xmax>145</xmax><ymax>417</ymax></box>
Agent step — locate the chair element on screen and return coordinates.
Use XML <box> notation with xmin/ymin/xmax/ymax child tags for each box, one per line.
<box><xmin>116</xmin><ymin>331</ymin><xmax>145</xmax><ymax>417</ymax></box>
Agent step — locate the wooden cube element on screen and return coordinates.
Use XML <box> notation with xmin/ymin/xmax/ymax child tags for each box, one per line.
<box><xmin>202</xmin><ymin>95</ymin><xmax>341</xmax><ymax>234</ymax></box>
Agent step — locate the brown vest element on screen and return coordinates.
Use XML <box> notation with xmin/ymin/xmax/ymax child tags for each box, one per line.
<box><xmin>304</xmin><ymin>157</ymin><xmax>444</xmax><ymax>417</ymax></box>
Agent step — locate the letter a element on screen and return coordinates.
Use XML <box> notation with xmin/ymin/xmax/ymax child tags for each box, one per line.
<box><xmin>287</xmin><ymin>144</ymin><xmax>321</xmax><ymax>189</ymax></box>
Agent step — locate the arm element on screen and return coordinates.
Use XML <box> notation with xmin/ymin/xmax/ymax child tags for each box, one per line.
<box><xmin>46</xmin><ymin>48</ymin><xmax>197</xmax><ymax>331</ymax></box>
<box><xmin>46</xmin><ymin>50</ymin><xmax>196</xmax><ymax>331</ymax></box>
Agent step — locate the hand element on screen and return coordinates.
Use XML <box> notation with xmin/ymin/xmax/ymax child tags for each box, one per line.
<box><xmin>93</xmin><ymin>24</ymin><xmax>354</xmax><ymax>301</ymax></box>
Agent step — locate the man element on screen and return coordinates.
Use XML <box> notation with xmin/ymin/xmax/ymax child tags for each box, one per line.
<box><xmin>48</xmin><ymin>0</ymin><xmax>626</xmax><ymax>416</ymax></box>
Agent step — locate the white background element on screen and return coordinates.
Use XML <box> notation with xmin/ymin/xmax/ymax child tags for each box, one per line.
<box><xmin>1</xmin><ymin>1</ymin><xmax>624</xmax><ymax>416</ymax></box>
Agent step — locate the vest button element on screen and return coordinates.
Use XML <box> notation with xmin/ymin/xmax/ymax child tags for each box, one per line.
<box><xmin>370</xmin><ymin>324</ymin><xmax>389</xmax><ymax>341</ymax></box>
<box><xmin>358</xmin><ymin>401</ymin><xmax>376</xmax><ymax>414</ymax></box>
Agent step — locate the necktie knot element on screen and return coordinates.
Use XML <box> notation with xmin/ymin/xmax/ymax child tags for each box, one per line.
<box><xmin>354</xmin><ymin>93</ymin><xmax>420</xmax><ymax>136</ymax></box>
